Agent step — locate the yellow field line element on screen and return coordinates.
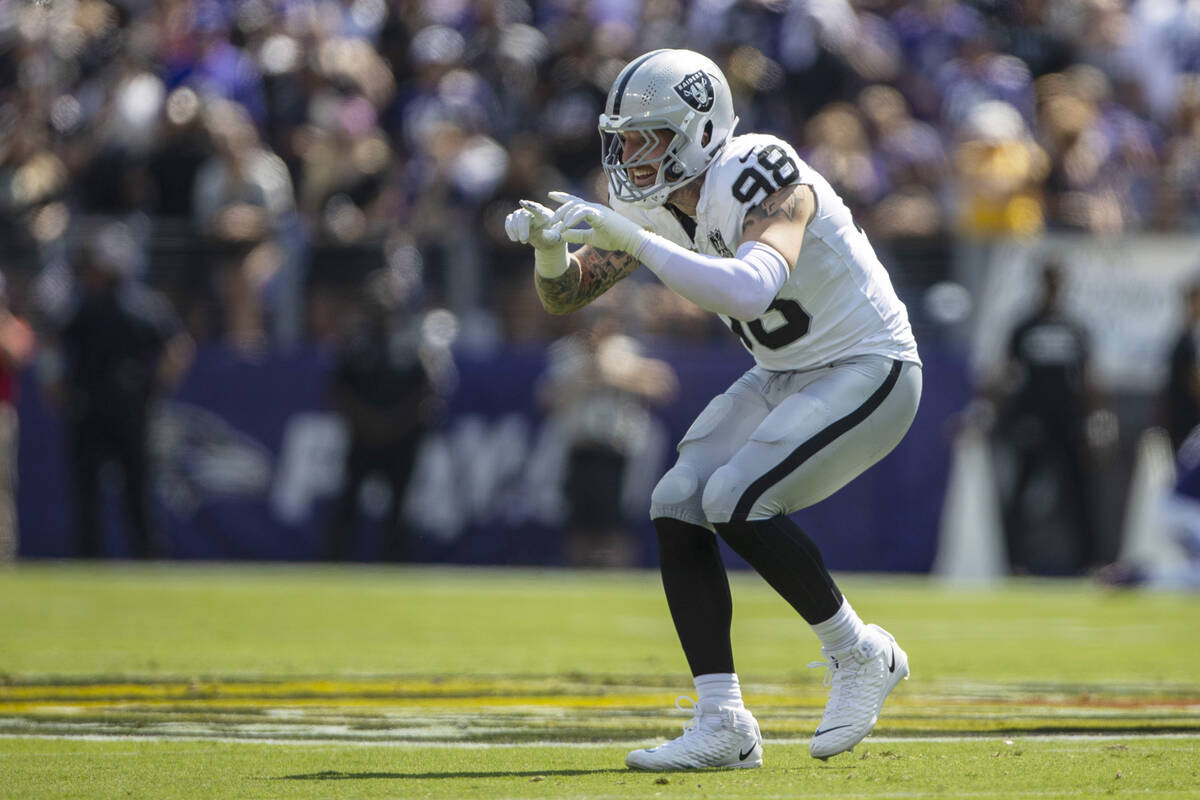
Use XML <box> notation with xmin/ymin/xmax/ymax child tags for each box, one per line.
<box><xmin>0</xmin><ymin>694</ymin><xmax>723</xmax><ymax>712</ymax></box>
<box><xmin>0</xmin><ymin>701</ymin><xmax>1189</xmax><ymax>714</ymax></box>
<box><xmin>0</xmin><ymin>679</ymin><xmax>598</xmax><ymax>699</ymax></box>
<box><xmin>4</xmin><ymin>682</ymin><xmax>1198</xmax><ymax>717</ymax></box>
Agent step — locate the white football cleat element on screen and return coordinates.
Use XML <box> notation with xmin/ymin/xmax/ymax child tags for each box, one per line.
<box><xmin>808</xmin><ymin>623</ymin><xmax>909</xmax><ymax>760</ymax></box>
<box><xmin>626</xmin><ymin>697</ymin><xmax>763</xmax><ymax>770</ymax></box>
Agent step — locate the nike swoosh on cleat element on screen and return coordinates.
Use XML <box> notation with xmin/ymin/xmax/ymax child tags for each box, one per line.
<box><xmin>812</xmin><ymin>724</ymin><xmax>853</xmax><ymax>737</ymax></box>
<box><xmin>739</xmin><ymin>740</ymin><xmax>759</xmax><ymax>760</ymax></box>
<box><xmin>888</xmin><ymin>645</ymin><xmax>896</xmax><ymax>673</ymax></box>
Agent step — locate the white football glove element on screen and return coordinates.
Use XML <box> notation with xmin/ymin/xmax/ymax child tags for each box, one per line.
<box><xmin>505</xmin><ymin>199</ymin><xmax>569</xmax><ymax>277</ymax></box>
<box><xmin>505</xmin><ymin>200</ymin><xmax>564</xmax><ymax>250</ymax></box>
<box><xmin>547</xmin><ymin>192</ymin><xmax>651</xmax><ymax>256</ymax></box>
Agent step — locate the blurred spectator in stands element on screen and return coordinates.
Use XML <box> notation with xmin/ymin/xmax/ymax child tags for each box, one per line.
<box><xmin>171</xmin><ymin>0</ymin><xmax>268</xmax><ymax>126</ymax></box>
<box><xmin>1160</xmin><ymin>75</ymin><xmax>1200</xmax><ymax>230</ymax></box>
<box><xmin>292</xmin><ymin>86</ymin><xmax>399</xmax><ymax>339</ymax></box>
<box><xmin>394</xmin><ymin>25</ymin><xmax>468</xmax><ymax>146</ymax></box>
<box><xmin>0</xmin><ymin>272</ymin><xmax>36</xmax><ymax>561</ymax></box>
<box><xmin>46</xmin><ymin>223</ymin><xmax>194</xmax><ymax>559</ymax></box>
<box><xmin>325</xmin><ymin>265</ymin><xmax>443</xmax><ymax>562</ymax></box>
<box><xmin>392</xmin><ymin>25</ymin><xmax>510</xmax><ymax>338</ymax></box>
<box><xmin>1037</xmin><ymin>66</ymin><xmax>1159</xmax><ymax>234</ymax></box>
<box><xmin>989</xmin><ymin>0</ymin><xmax>1074</xmax><ymax>80</ymax></box>
<box><xmin>405</xmin><ymin>116</ymin><xmax>507</xmax><ymax>335</ymax></box>
<box><xmin>857</xmin><ymin>84</ymin><xmax>948</xmax><ymax>237</ymax></box>
<box><xmin>538</xmin><ymin>309</ymin><xmax>677</xmax><ymax>567</ymax></box>
<box><xmin>288</xmin><ymin>30</ymin><xmax>402</xmax><ymax>343</ymax></box>
<box><xmin>762</xmin><ymin>0</ymin><xmax>902</xmax><ymax>126</ymax></box>
<box><xmin>1160</xmin><ymin>282</ymin><xmax>1200</xmax><ymax>454</ymax></box>
<box><xmin>989</xmin><ymin>260</ymin><xmax>1105</xmax><ymax>574</ymax></box>
<box><xmin>147</xmin><ymin>88</ymin><xmax>211</xmax><ymax>219</ymax></box>
<box><xmin>532</xmin><ymin>18</ymin><xmax>611</xmax><ymax>184</ymax></box>
<box><xmin>890</xmin><ymin>0</ymin><xmax>987</xmax><ymax>120</ymax></box>
<box><xmin>936</xmin><ymin>17</ymin><xmax>1036</xmax><ymax>131</ymax></box>
<box><xmin>73</xmin><ymin>53</ymin><xmax>167</xmax><ymax>215</ymax></box>
<box><xmin>1072</xmin><ymin>0</ymin><xmax>1180</xmax><ymax>125</ymax></box>
<box><xmin>4</xmin><ymin>0</ymin><xmax>1200</xmax><ymax>364</ymax></box>
<box><xmin>801</xmin><ymin>103</ymin><xmax>889</xmax><ymax>221</ymax></box>
<box><xmin>460</xmin><ymin>0</ymin><xmax>552</xmax><ymax>128</ymax></box>
<box><xmin>294</xmin><ymin>79</ymin><xmax>396</xmax><ymax>245</ymax></box>
<box><xmin>193</xmin><ymin>100</ymin><xmax>297</xmax><ymax>352</ymax></box>
<box><xmin>0</xmin><ymin>119</ymin><xmax>69</xmax><ymax>244</ymax></box>
<box><xmin>952</xmin><ymin>100</ymin><xmax>1049</xmax><ymax>237</ymax></box>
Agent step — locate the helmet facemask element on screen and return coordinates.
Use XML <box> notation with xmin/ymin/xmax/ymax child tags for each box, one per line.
<box><xmin>600</xmin><ymin>117</ymin><xmax>711</xmax><ymax>209</ymax></box>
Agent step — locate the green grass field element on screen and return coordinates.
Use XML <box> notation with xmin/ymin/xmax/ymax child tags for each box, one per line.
<box><xmin>1</xmin><ymin>563</ymin><xmax>1198</xmax><ymax>799</ymax></box>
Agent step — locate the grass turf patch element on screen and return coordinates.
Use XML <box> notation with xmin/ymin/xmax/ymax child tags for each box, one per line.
<box><xmin>2</xmin><ymin>563</ymin><xmax>1198</xmax><ymax>681</ymax></box>
<box><xmin>2</xmin><ymin>736</ymin><xmax>1199</xmax><ymax>800</ymax></box>
<box><xmin>1</xmin><ymin>563</ymin><xmax>1198</xmax><ymax>798</ymax></box>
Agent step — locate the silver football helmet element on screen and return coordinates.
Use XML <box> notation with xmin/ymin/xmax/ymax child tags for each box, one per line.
<box><xmin>599</xmin><ymin>49</ymin><xmax>738</xmax><ymax>209</ymax></box>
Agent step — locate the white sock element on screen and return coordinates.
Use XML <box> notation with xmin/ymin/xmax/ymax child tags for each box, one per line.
<box><xmin>810</xmin><ymin>598</ymin><xmax>866</xmax><ymax>655</ymax></box>
<box><xmin>694</xmin><ymin>673</ymin><xmax>744</xmax><ymax>709</ymax></box>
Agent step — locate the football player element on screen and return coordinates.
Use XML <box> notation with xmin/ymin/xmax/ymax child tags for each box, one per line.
<box><xmin>506</xmin><ymin>49</ymin><xmax>922</xmax><ymax>769</ymax></box>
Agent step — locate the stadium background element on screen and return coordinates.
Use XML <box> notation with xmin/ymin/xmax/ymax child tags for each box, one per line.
<box><xmin>3</xmin><ymin>0</ymin><xmax>1199</xmax><ymax>570</ymax></box>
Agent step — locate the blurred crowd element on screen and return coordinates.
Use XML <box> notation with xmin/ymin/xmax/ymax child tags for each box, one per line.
<box><xmin>3</xmin><ymin>0</ymin><xmax>1200</xmax><ymax>569</ymax></box>
<box><xmin>1</xmin><ymin>0</ymin><xmax>1199</xmax><ymax>349</ymax></box>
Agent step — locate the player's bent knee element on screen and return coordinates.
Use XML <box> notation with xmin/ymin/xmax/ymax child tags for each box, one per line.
<box><xmin>700</xmin><ymin>464</ymin><xmax>746</xmax><ymax>525</ymax></box>
<box><xmin>650</xmin><ymin>464</ymin><xmax>705</xmax><ymax>523</ymax></box>
<box><xmin>652</xmin><ymin>464</ymin><xmax>701</xmax><ymax>506</ymax></box>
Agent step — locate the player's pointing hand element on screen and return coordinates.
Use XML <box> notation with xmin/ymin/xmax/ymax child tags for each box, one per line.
<box><xmin>547</xmin><ymin>192</ymin><xmax>650</xmax><ymax>255</ymax></box>
<box><xmin>504</xmin><ymin>200</ymin><xmax>564</xmax><ymax>251</ymax></box>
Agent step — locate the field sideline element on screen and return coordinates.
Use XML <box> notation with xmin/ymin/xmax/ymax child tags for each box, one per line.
<box><xmin>1</xmin><ymin>563</ymin><xmax>1198</xmax><ymax>799</ymax></box>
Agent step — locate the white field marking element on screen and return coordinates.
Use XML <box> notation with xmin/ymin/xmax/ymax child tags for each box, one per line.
<box><xmin>424</xmin><ymin>794</ymin><xmax>1190</xmax><ymax>800</ymax></box>
<box><xmin>0</xmin><ymin>750</ymin><xmax>217</xmax><ymax>757</ymax></box>
<box><xmin>483</xmin><ymin>794</ymin><xmax>1200</xmax><ymax>800</ymax></box>
<box><xmin>0</xmin><ymin>732</ymin><xmax>1198</xmax><ymax>748</ymax></box>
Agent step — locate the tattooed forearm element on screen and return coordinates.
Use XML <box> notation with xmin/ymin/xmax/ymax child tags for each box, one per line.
<box><xmin>535</xmin><ymin>246</ymin><xmax>640</xmax><ymax>315</ymax></box>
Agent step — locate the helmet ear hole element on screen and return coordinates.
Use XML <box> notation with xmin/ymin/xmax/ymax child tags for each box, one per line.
<box><xmin>702</xmin><ymin>121</ymin><xmax>713</xmax><ymax>147</ymax></box>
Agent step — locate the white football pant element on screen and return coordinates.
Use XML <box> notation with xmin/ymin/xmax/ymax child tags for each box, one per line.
<box><xmin>650</xmin><ymin>355</ymin><xmax>922</xmax><ymax>526</ymax></box>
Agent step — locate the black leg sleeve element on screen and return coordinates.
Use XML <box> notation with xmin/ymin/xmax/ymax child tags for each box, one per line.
<box><xmin>713</xmin><ymin>516</ymin><xmax>843</xmax><ymax>625</ymax></box>
<box><xmin>654</xmin><ymin>516</ymin><xmax>735</xmax><ymax>677</ymax></box>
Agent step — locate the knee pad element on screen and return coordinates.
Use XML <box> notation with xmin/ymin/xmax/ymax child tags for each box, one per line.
<box><xmin>701</xmin><ymin>464</ymin><xmax>745</xmax><ymax>525</ymax></box>
<box><xmin>650</xmin><ymin>464</ymin><xmax>706</xmax><ymax>526</ymax></box>
<box><xmin>704</xmin><ymin>464</ymin><xmax>785</xmax><ymax>523</ymax></box>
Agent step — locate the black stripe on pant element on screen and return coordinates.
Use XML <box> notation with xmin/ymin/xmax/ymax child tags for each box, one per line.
<box><xmin>731</xmin><ymin>359</ymin><xmax>904</xmax><ymax>522</ymax></box>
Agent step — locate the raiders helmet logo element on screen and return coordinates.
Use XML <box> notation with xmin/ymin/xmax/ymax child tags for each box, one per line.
<box><xmin>673</xmin><ymin>71</ymin><xmax>715</xmax><ymax>112</ymax></box>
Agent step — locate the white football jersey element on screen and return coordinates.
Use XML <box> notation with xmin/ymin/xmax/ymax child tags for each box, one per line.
<box><xmin>611</xmin><ymin>133</ymin><xmax>920</xmax><ymax>371</ymax></box>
